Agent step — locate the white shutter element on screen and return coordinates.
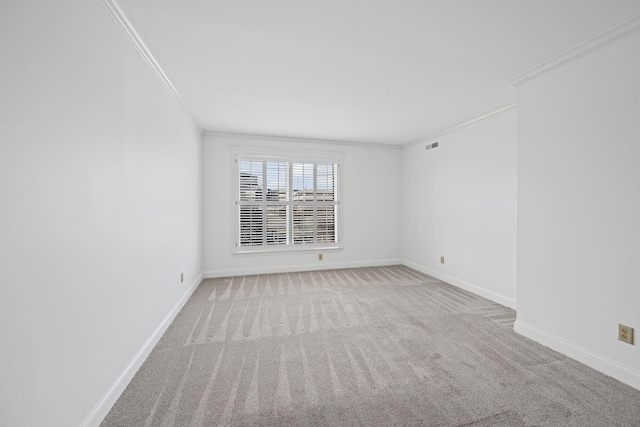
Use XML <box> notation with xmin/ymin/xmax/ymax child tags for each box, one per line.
<box><xmin>316</xmin><ymin>163</ymin><xmax>336</xmax><ymax>201</ymax></box>
<box><xmin>292</xmin><ymin>206</ymin><xmax>314</xmax><ymax>244</ymax></box>
<box><xmin>265</xmin><ymin>160</ymin><xmax>289</xmax><ymax>201</ymax></box>
<box><xmin>316</xmin><ymin>204</ymin><xmax>336</xmax><ymax>243</ymax></box>
<box><xmin>266</xmin><ymin>205</ymin><xmax>288</xmax><ymax>245</ymax></box>
<box><xmin>238</xmin><ymin>158</ymin><xmax>264</xmax><ymax>246</ymax></box>
<box><xmin>239</xmin><ymin>205</ymin><xmax>264</xmax><ymax>246</ymax></box>
<box><xmin>238</xmin><ymin>159</ymin><xmax>263</xmax><ymax>201</ymax></box>
<box><xmin>316</xmin><ymin>162</ymin><xmax>338</xmax><ymax>243</ymax></box>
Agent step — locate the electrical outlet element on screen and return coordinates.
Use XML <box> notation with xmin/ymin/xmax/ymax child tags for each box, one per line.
<box><xmin>440</xmin><ymin>256</ymin><xmax>445</xmax><ymax>264</ymax></box>
<box><xmin>180</xmin><ymin>272</ymin><xmax>184</xmax><ymax>283</ymax></box>
<box><xmin>619</xmin><ymin>324</ymin><xmax>634</xmax><ymax>345</ymax></box>
<box><xmin>318</xmin><ymin>254</ymin><xmax>323</xmax><ymax>261</ymax></box>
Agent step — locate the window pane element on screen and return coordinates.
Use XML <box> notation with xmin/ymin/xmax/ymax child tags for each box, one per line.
<box><xmin>266</xmin><ymin>205</ymin><xmax>288</xmax><ymax>245</ymax></box>
<box><xmin>239</xmin><ymin>159</ymin><xmax>263</xmax><ymax>201</ymax></box>
<box><xmin>239</xmin><ymin>206</ymin><xmax>263</xmax><ymax>246</ymax></box>
<box><xmin>292</xmin><ymin>206</ymin><xmax>314</xmax><ymax>244</ymax></box>
<box><xmin>316</xmin><ymin>163</ymin><xmax>336</xmax><ymax>201</ymax></box>
<box><xmin>266</xmin><ymin>161</ymin><xmax>289</xmax><ymax>201</ymax></box>
<box><xmin>316</xmin><ymin>204</ymin><xmax>336</xmax><ymax>243</ymax></box>
<box><xmin>292</xmin><ymin>162</ymin><xmax>314</xmax><ymax>201</ymax></box>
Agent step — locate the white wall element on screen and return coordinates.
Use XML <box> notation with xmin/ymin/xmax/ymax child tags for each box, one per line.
<box><xmin>401</xmin><ymin>108</ymin><xmax>518</xmax><ymax>308</ymax></box>
<box><xmin>515</xmin><ymin>32</ymin><xmax>640</xmax><ymax>389</ymax></box>
<box><xmin>0</xmin><ymin>1</ymin><xmax>202</xmax><ymax>426</ymax></box>
<box><xmin>202</xmin><ymin>134</ymin><xmax>402</xmax><ymax>276</ymax></box>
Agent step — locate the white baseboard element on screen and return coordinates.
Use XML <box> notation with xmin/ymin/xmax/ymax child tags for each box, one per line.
<box><xmin>515</xmin><ymin>320</ymin><xmax>640</xmax><ymax>391</ymax></box>
<box><xmin>80</xmin><ymin>273</ymin><xmax>204</xmax><ymax>427</ymax></box>
<box><xmin>401</xmin><ymin>260</ymin><xmax>517</xmax><ymax>309</ymax></box>
<box><xmin>202</xmin><ymin>259</ymin><xmax>403</xmax><ymax>279</ymax></box>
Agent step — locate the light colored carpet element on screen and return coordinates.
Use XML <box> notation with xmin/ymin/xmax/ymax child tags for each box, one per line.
<box><xmin>102</xmin><ymin>266</ymin><xmax>640</xmax><ymax>426</ymax></box>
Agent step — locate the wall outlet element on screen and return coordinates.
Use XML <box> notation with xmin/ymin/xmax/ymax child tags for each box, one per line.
<box><xmin>618</xmin><ymin>324</ymin><xmax>634</xmax><ymax>345</ymax></box>
<box><xmin>318</xmin><ymin>253</ymin><xmax>323</xmax><ymax>261</ymax></box>
<box><xmin>180</xmin><ymin>272</ymin><xmax>184</xmax><ymax>283</ymax></box>
<box><xmin>440</xmin><ymin>256</ymin><xmax>445</xmax><ymax>264</ymax></box>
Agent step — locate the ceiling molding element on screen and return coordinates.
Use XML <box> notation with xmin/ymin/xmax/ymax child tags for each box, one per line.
<box><xmin>99</xmin><ymin>0</ymin><xmax>203</xmax><ymax>134</ymax></box>
<box><xmin>205</xmin><ymin>131</ymin><xmax>401</xmax><ymax>150</ymax></box>
<box><xmin>402</xmin><ymin>103</ymin><xmax>517</xmax><ymax>149</ymax></box>
<box><xmin>510</xmin><ymin>15</ymin><xmax>640</xmax><ymax>86</ymax></box>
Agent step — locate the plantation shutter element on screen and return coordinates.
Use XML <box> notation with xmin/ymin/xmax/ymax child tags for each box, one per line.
<box><xmin>238</xmin><ymin>159</ymin><xmax>265</xmax><ymax>246</ymax></box>
<box><xmin>265</xmin><ymin>160</ymin><xmax>289</xmax><ymax>246</ymax></box>
<box><xmin>316</xmin><ymin>162</ymin><xmax>337</xmax><ymax>243</ymax></box>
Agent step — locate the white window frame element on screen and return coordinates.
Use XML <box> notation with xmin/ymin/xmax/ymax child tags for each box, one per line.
<box><xmin>233</xmin><ymin>149</ymin><xmax>343</xmax><ymax>254</ymax></box>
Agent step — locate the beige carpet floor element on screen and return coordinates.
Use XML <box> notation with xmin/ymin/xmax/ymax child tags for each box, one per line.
<box><xmin>101</xmin><ymin>265</ymin><xmax>640</xmax><ymax>426</ymax></box>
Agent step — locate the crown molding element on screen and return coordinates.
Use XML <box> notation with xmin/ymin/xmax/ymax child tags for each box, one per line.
<box><xmin>511</xmin><ymin>15</ymin><xmax>640</xmax><ymax>86</ymax></box>
<box><xmin>402</xmin><ymin>103</ymin><xmax>517</xmax><ymax>149</ymax></box>
<box><xmin>99</xmin><ymin>0</ymin><xmax>203</xmax><ymax>134</ymax></box>
<box><xmin>205</xmin><ymin>131</ymin><xmax>402</xmax><ymax>150</ymax></box>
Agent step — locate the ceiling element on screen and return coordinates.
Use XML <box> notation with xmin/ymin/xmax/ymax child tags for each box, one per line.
<box><xmin>116</xmin><ymin>0</ymin><xmax>640</xmax><ymax>145</ymax></box>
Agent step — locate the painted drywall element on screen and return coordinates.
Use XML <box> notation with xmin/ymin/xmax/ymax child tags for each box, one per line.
<box><xmin>202</xmin><ymin>134</ymin><xmax>402</xmax><ymax>277</ymax></box>
<box><xmin>515</xmin><ymin>32</ymin><xmax>640</xmax><ymax>389</ymax></box>
<box><xmin>0</xmin><ymin>1</ymin><xmax>202</xmax><ymax>426</ymax></box>
<box><xmin>401</xmin><ymin>108</ymin><xmax>518</xmax><ymax>308</ymax></box>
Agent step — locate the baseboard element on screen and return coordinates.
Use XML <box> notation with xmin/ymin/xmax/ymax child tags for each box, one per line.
<box><xmin>401</xmin><ymin>260</ymin><xmax>517</xmax><ymax>309</ymax></box>
<box><xmin>202</xmin><ymin>259</ymin><xmax>403</xmax><ymax>278</ymax></box>
<box><xmin>80</xmin><ymin>272</ymin><xmax>204</xmax><ymax>427</ymax></box>
<box><xmin>515</xmin><ymin>320</ymin><xmax>640</xmax><ymax>391</ymax></box>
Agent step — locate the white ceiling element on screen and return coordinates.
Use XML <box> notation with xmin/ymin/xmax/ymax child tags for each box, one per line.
<box><xmin>117</xmin><ymin>0</ymin><xmax>640</xmax><ymax>145</ymax></box>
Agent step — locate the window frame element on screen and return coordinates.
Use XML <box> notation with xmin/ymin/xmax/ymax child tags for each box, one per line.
<box><xmin>232</xmin><ymin>149</ymin><xmax>343</xmax><ymax>254</ymax></box>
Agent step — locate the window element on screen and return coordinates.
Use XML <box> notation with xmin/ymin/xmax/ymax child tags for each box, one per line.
<box><xmin>236</xmin><ymin>155</ymin><xmax>340</xmax><ymax>252</ymax></box>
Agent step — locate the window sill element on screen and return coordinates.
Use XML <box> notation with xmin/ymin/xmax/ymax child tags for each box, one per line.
<box><xmin>234</xmin><ymin>244</ymin><xmax>342</xmax><ymax>255</ymax></box>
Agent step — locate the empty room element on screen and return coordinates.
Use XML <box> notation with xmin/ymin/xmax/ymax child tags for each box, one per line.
<box><xmin>1</xmin><ymin>0</ymin><xmax>640</xmax><ymax>426</ymax></box>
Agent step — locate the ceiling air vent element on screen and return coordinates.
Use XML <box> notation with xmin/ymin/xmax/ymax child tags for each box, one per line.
<box><xmin>425</xmin><ymin>142</ymin><xmax>439</xmax><ymax>150</ymax></box>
